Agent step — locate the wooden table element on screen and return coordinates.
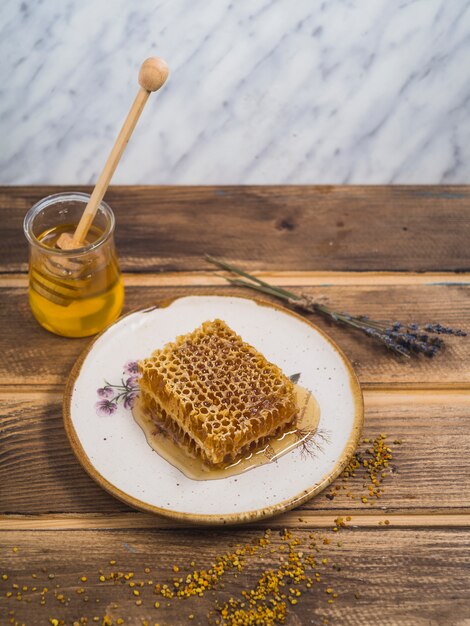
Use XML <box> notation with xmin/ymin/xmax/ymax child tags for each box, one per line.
<box><xmin>1</xmin><ymin>186</ymin><xmax>469</xmax><ymax>626</ymax></box>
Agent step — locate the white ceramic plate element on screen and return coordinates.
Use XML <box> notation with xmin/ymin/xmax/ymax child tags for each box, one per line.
<box><xmin>64</xmin><ymin>295</ymin><xmax>363</xmax><ymax>524</ymax></box>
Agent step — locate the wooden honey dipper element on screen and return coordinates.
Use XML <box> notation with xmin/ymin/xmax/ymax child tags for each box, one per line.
<box><xmin>56</xmin><ymin>57</ymin><xmax>169</xmax><ymax>250</ymax></box>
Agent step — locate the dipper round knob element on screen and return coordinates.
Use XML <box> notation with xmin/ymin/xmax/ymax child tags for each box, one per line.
<box><xmin>138</xmin><ymin>57</ymin><xmax>169</xmax><ymax>92</ymax></box>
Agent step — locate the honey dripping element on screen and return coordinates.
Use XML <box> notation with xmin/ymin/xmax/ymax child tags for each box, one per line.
<box><xmin>133</xmin><ymin>385</ymin><xmax>321</xmax><ymax>480</ymax></box>
<box><xmin>29</xmin><ymin>223</ymin><xmax>124</xmax><ymax>337</ymax></box>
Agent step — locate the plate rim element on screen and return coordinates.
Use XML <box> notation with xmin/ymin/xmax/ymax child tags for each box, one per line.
<box><xmin>63</xmin><ymin>292</ymin><xmax>364</xmax><ymax>525</ymax></box>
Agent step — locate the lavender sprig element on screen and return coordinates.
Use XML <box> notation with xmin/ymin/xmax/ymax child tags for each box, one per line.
<box><xmin>205</xmin><ymin>256</ymin><xmax>466</xmax><ymax>358</ymax></box>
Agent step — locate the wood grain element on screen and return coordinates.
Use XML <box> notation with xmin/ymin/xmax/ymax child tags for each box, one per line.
<box><xmin>1</xmin><ymin>283</ymin><xmax>468</xmax><ymax>387</ymax></box>
<box><xmin>3</xmin><ymin>185</ymin><xmax>470</xmax><ymax>273</ymax></box>
<box><xmin>1</xmin><ymin>512</ymin><xmax>470</xmax><ymax>531</ymax></box>
<box><xmin>1</xmin><ymin>528</ymin><xmax>469</xmax><ymax>625</ymax></box>
<box><xmin>1</xmin><ymin>390</ymin><xmax>469</xmax><ymax>515</ymax></box>
<box><xmin>3</xmin><ymin>270</ymin><xmax>470</xmax><ymax>288</ymax></box>
<box><xmin>2</xmin><ymin>185</ymin><xmax>470</xmax><ymax>626</ymax></box>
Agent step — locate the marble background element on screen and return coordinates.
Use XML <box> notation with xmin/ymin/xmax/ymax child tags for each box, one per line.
<box><xmin>1</xmin><ymin>0</ymin><xmax>470</xmax><ymax>185</ymax></box>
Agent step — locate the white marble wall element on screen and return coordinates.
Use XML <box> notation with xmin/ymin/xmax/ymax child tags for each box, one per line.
<box><xmin>1</xmin><ymin>0</ymin><xmax>469</xmax><ymax>184</ymax></box>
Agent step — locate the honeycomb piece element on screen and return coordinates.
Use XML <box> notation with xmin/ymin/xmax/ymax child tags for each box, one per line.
<box><xmin>138</xmin><ymin>319</ymin><xmax>297</xmax><ymax>466</ymax></box>
<box><xmin>138</xmin><ymin>389</ymin><xmax>291</xmax><ymax>466</ymax></box>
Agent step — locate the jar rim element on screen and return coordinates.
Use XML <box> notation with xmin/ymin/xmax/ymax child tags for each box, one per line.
<box><xmin>23</xmin><ymin>192</ymin><xmax>116</xmax><ymax>256</ymax></box>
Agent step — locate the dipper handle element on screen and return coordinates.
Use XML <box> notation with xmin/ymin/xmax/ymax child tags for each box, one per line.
<box><xmin>58</xmin><ymin>57</ymin><xmax>169</xmax><ymax>249</ymax></box>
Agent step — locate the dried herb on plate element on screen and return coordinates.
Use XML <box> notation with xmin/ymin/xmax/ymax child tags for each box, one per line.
<box><xmin>205</xmin><ymin>256</ymin><xmax>466</xmax><ymax>358</ymax></box>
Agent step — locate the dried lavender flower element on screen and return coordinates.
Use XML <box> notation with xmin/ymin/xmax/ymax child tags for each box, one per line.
<box><xmin>205</xmin><ymin>256</ymin><xmax>466</xmax><ymax>359</ymax></box>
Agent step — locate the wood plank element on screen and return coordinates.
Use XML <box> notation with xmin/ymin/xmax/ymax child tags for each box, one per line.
<box><xmin>3</xmin><ymin>270</ymin><xmax>470</xmax><ymax>288</ymax></box>
<box><xmin>3</xmin><ymin>185</ymin><xmax>470</xmax><ymax>273</ymax></box>
<box><xmin>1</xmin><ymin>390</ymin><xmax>469</xmax><ymax>515</ymax></box>
<box><xmin>1</xmin><ymin>512</ymin><xmax>469</xmax><ymax>531</ymax></box>
<box><xmin>0</xmin><ymin>528</ymin><xmax>469</xmax><ymax>625</ymax></box>
<box><xmin>1</xmin><ymin>283</ymin><xmax>468</xmax><ymax>387</ymax></box>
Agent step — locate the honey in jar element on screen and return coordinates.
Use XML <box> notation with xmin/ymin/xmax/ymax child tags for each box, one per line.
<box><xmin>24</xmin><ymin>192</ymin><xmax>124</xmax><ymax>338</ymax></box>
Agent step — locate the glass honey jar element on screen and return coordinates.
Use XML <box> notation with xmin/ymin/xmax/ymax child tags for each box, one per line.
<box><xmin>23</xmin><ymin>192</ymin><xmax>124</xmax><ymax>337</ymax></box>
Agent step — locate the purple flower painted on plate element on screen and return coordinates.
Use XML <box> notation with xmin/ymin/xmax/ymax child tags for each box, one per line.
<box><xmin>123</xmin><ymin>360</ymin><xmax>140</xmax><ymax>376</ymax></box>
<box><xmin>97</xmin><ymin>386</ymin><xmax>114</xmax><ymax>398</ymax></box>
<box><xmin>95</xmin><ymin>360</ymin><xmax>141</xmax><ymax>416</ymax></box>
<box><xmin>125</xmin><ymin>376</ymin><xmax>139</xmax><ymax>389</ymax></box>
<box><xmin>124</xmin><ymin>393</ymin><xmax>137</xmax><ymax>410</ymax></box>
<box><xmin>95</xmin><ymin>399</ymin><xmax>118</xmax><ymax>416</ymax></box>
